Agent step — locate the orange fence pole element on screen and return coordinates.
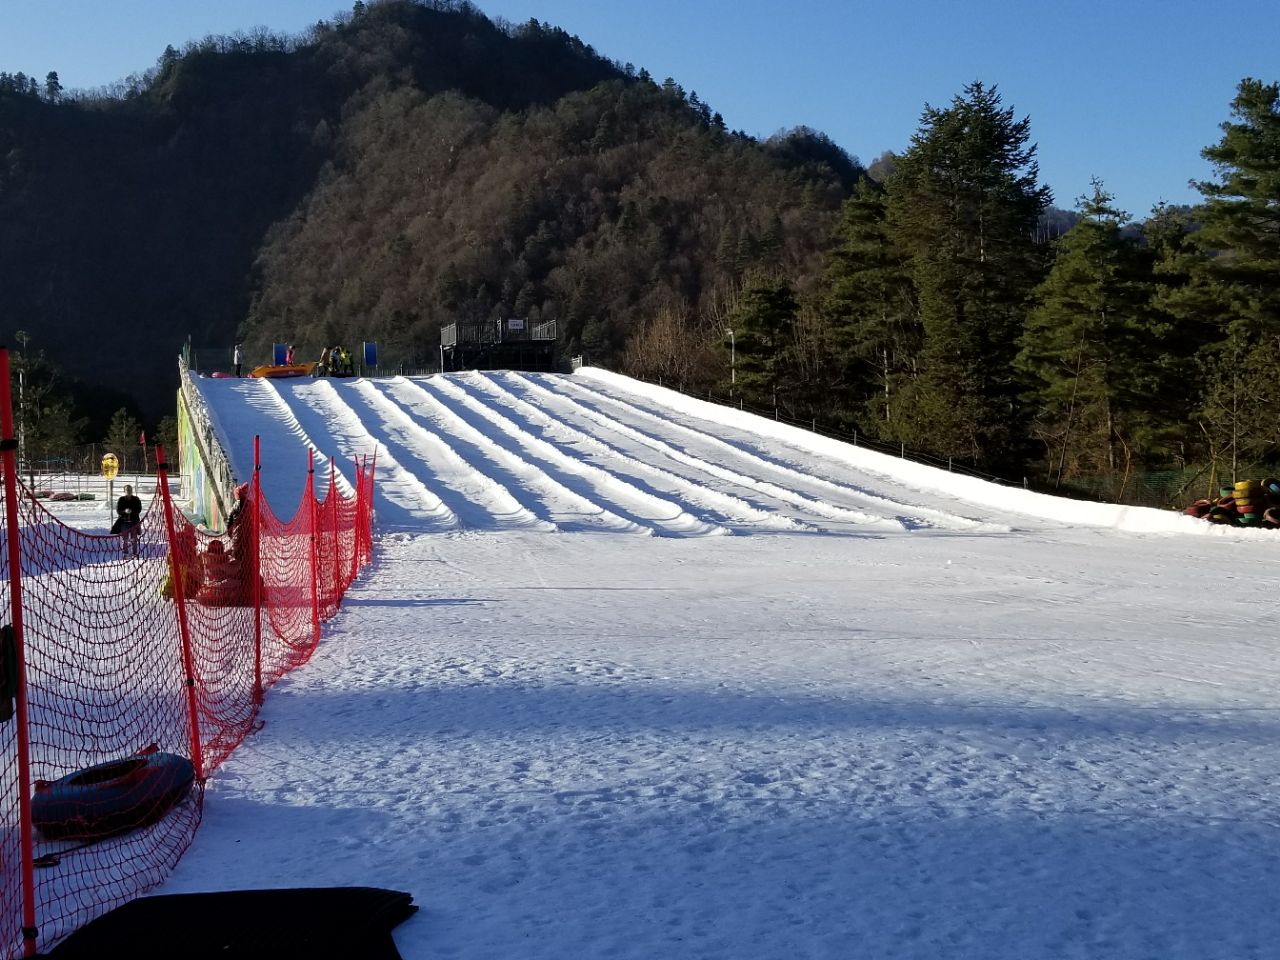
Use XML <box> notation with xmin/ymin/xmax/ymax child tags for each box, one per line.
<box><xmin>365</xmin><ymin>450</ymin><xmax>377</xmax><ymax>568</ymax></box>
<box><xmin>0</xmin><ymin>348</ymin><xmax>41</xmax><ymax>956</ymax></box>
<box><xmin>329</xmin><ymin>461</ymin><xmax>340</xmax><ymax>601</ymax></box>
<box><xmin>252</xmin><ymin>435</ymin><xmax>263</xmax><ymax>705</ymax></box>
<box><xmin>350</xmin><ymin>455</ymin><xmax>362</xmax><ymax>585</ymax></box>
<box><xmin>307</xmin><ymin>450</ymin><xmax>320</xmax><ymax>644</ymax></box>
<box><xmin>155</xmin><ymin>445</ymin><xmax>205</xmax><ymax>783</ymax></box>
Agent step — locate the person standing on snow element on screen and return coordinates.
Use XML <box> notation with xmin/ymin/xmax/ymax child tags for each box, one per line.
<box><xmin>233</xmin><ymin>343</ymin><xmax>243</xmax><ymax>377</ymax></box>
<box><xmin>112</xmin><ymin>483</ymin><xmax>143</xmax><ymax>557</ymax></box>
<box><xmin>113</xmin><ymin>484</ymin><xmax>142</xmax><ymax>532</ymax></box>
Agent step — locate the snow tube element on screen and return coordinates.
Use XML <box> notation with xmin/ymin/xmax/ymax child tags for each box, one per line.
<box><xmin>208</xmin><ymin>371</ymin><xmax>235</xmax><ymax>379</ymax></box>
<box><xmin>249</xmin><ymin>362</ymin><xmax>316</xmax><ymax>379</ymax></box>
<box><xmin>32</xmin><ymin>747</ymin><xmax>195</xmax><ymax>840</ymax></box>
<box><xmin>193</xmin><ymin>541</ymin><xmax>249</xmax><ymax>606</ymax></box>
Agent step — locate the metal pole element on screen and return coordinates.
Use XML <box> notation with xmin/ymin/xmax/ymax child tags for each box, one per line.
<box><xmin>728</xmin><ymin>329</ymin><xmax>735</xmax><ymax>395</ymax></box>
<box><xmin>0</xmin><ymin>348</ymin><xmax>40</xmax><ymax>957</ymax></box>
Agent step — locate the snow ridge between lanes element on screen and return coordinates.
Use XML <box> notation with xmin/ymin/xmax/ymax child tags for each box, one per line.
<box><xmin>443</xmin><ymin>373</ymin><xmax>810</xmax><ymax>535</ymax></box>
<box><xmin>268</xmin><ymin>379</ymin><xmax>458</xmax><ymax>532</ymax></box>
<box><xmin>341</xmin><ymin>379</ymin><xmax>549</xmax><ymax>533</ymax></box>
<box><xmin>445</xmin><ymin>373</ymin><xmax>726</xmax><ymax>538</ymax></box>
<box><xmin>377</xmin><ymin>376</ymin><xmax>649</xmax><ymax>535</ymax></box>
<box><xmin>531</xmin><ymin>372</ymin><xmax>1008</xmax><ymax>535</ymax></box>
<box><xmin>490</xmin><ymin>372</ymin><xmax>903</xmax><ymax>533</ymax></box>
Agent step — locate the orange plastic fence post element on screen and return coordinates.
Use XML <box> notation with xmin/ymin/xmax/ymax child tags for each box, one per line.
<box><xmin>0</xmin><ymin>348</ymin><xmax>41</xmax><ymax>956</ymax></box>
<box><xmin>155</xmin><ymin>445</ymin><xmax>206</xmax><ymax>783</ymax></box>
<box><xmin>366</xmin><ymin>453</ymin><xmax>373</xmax><ymax>568</ymax></box>
<box><xmin>350</xmin><ymin>455</ymin><xmax>362</xmax><ymax>585</ymax></box>
<box><xmin>329</xmin><ymin>460</ymin><xmax>340</xmax><ymax>603</ymax></box>
<box><xmin>252</xmin><ymin>435</ymin><xmax>263</xmax><ymax>705</ymax></box>
<box><xmin>307</xmin><ymin>449</ymin><xmax>320</xmax><ymax>644</ymax></box>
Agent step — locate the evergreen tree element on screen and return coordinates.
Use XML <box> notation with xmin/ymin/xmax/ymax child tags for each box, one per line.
<box><xmin>727</xmin><ymin>273</ymin><xmax>799</xmax><ymax>410</ymax></box>
<box><xmin>10</xmin><ymin>333</ymin><xmax>86</xmax><ymax>484</ymax></box>
<box><xmin>1194</xmin><ymin>77</ymin><xmax>1280</xmax><ymax>336</ymax></box>
<box><xmin>156</xmin><ymin>415</ymin><xmax>180</xmax><ymax>465</ymax></box>
<box><xmin>1017</xmin><ymin>182</ymin><xmax>1162</xmax><ymax>486</ymax></box>
<box><xmin>1161</xmin><ymin>78</ymin><xmax>1280</xmax><ymax>469</ymax></box>
<box><xmin>887</xmin><ymin>81</ymin><xmax>1051</xmax><ymax>470</ymax></box>
<box><xmin>104</xmin><ymin>408</ymin><xmax>143</xmax><ymax>472</ymax></box>
<box><xmin>820</xmin><ymin>179</ymin><xmax>918</xmax><ymax>434</ymax></box>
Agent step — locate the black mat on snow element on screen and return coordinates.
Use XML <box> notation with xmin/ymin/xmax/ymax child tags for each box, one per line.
<box><xmin>41</xmin><ymin>887</ymin><xmax>417</xmax><ymax>959</ymax></box>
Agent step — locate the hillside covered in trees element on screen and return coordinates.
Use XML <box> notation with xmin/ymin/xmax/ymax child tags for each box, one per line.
<box><xmin>1</xmin><ymin>0</ymin><xmax>1278</xmax><ymax>502</ymax></box>
<box><xmin>0</xmin><ymin>0</ymin><xmax>855</xmax><ymax>428</ymax></box>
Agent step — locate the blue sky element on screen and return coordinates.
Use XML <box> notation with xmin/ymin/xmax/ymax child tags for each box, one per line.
<box><xmin>2</xmin><ymin>0</ymin><xmax>1276</xmax><ymax>218</ymax></box>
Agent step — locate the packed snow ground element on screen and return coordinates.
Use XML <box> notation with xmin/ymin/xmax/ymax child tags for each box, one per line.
<box><xmin>132</xmin><ymin>370</ymin><xmax>1280</xmax><ymax>957</ymax></box>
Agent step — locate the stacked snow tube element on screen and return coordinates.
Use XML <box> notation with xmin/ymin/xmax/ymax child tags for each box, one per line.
<box><xmin>1187</xmin><ymin>479</ymin><xmax>1280</xmax><ymax>528</ymax></box>
<box><xmin>1233</xmin><ymin>480</ymin><xmax>1264</xmax><ymax>525</ymax></box>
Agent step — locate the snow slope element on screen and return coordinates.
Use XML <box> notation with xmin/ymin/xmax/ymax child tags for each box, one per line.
<box><xmin>163</xmin><ymin>369</ymin><xmax>1280</xmax><ymax>960</ymax></box>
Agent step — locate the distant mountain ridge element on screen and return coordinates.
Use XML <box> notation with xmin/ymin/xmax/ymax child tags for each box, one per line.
<box><xmin>0</xmin><ymin>0</ymin><xmax>859</xmax><ymax>421</ymax></box>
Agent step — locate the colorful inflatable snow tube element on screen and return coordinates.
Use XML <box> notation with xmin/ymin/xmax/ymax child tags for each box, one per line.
<box><xmin>249</xmin><ymin>362</ymin><xmax>316</xmax><ymax>379</ymax></box>
<box><xmin>32</xmin><ymin>747</ymin><xmax>195</xmax><ymax>840</ymax></box>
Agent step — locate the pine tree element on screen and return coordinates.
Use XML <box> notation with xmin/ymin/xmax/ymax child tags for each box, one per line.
<box><xmin>104</xmin><ymin>408</ymin><xmax>143</xmax><ymax>472</ymax></box>
<box><xmin>156</xmin><ymin>415</ymin><xmax>180</xmax><ymax>465</ymax></box>
<box><xmin>1017</xmin><ymin>182</ymin><xmax>1163</xmax><ymax>486</ymax></box>
<box><xmin>727</xmin><ymin>273</ymin><xmax>798</xmax><ymax>410</ymax></box>
<box><xmin>1161</xmin><ymin>78</ymin><xmax>1280</xmax><ymax>469</ymax></box>
<box><xmin>821</xmin><ymin>179</ymin><xmax>918</xmax><ymax>435</ymax></box>
<box><xmin>887</xmin><ymin>81</ymin><xmax>1051</xmax><ymax>470</ymax></box>
<box><xmin>10</xmin><ymin>334</ymin><xmax>86</xmax><ymax>484</ymax></box>
<box><xmin>1194</xmin><ymin>77</ymin><xmax>1280</xmax><ymax>336</ymax></box>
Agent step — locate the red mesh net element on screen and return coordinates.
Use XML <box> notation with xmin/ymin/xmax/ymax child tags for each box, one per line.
<box><xmin>0</xmin><ymin>448</ymin><xmax>374</xmax><ymax>958</ymax></box>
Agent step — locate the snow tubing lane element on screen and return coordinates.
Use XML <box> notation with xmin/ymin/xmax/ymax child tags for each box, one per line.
<box><xmin>32</xmin><ymin>749</ymin><xmax>196</xmax><ymax>840</ymax></box>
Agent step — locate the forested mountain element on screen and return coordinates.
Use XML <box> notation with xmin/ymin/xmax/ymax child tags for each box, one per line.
<box><xmin>2</xmin><ymin>0</ymin><xmax>1277</xmax><ymax>502</ymax></box>
<box><xmin>0</xmin><ymin>0</ymin><xmax>854</xmax><ymax>426</ymax></box>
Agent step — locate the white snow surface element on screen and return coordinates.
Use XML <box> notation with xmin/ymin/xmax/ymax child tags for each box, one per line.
<box><xmin>146</xmin><ymin>369</ymin><xmax>1280</xmax><ymax>958</ymax></box>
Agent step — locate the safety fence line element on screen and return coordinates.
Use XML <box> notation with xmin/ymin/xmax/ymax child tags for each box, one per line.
<box><xmin>0</xmin><ymin>348</ymin><xmax>376</xmax><ymax>958</ymax></box>
<box><xmin>178</xmin><ymin>352</ymin><xmax>237</xmax><ymax>528</ymax></box>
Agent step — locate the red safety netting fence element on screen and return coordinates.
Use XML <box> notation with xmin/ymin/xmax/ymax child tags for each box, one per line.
<box><xmin>0</xmin><ymin>353</ymin><xmax>375</xmax><ymax>957</ymax></box>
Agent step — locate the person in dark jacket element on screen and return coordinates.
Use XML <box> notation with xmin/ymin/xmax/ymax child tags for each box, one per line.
<box><xmin>112</xmin><ymin>484</ymin><xmax>143</xmax><ymax>555</ymax></box>
<box><xmin>113</xmin><ymin>484</ymin><xmax>142</xmax><ymax>531</ymax></box>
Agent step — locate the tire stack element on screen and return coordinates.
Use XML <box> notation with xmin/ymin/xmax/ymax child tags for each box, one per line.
<box><xmin>1231</xmin><ymin>479</ymin><xmax>1262</xmax><ymax>525</ymax></box>
<box><xmin>1184</xmin><ymin>479</ymin><xmax>1280</xmax><ymax>527</ymax></box>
